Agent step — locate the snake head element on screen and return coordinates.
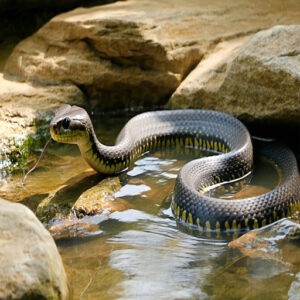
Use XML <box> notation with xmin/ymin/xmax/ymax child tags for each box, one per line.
<box><xmin>50</xmin><ymin>105</ymin><xmax>92</xmax><ymax>145</ymax></box>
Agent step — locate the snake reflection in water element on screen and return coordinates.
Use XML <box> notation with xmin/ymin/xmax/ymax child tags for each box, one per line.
<box><xmin>49</xmin><ymin>105</ymin><xmax>300</xmax><ymax>235</ymax></box>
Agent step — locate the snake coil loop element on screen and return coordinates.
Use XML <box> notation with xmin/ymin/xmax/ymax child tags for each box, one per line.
<box><xmin>50</xmin><ymin>105</ymin><xmax>300</xmax><ymax>234</ymax></box>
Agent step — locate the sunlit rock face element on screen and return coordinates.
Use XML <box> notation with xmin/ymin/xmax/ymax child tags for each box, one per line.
<box><xmin>168</xmin><ymin>25</ymin><xmax>300</xmax><ymax>124</ymax></box>
<box><xmin>5</xmin><ymin>0</ymin><xmax>300</xmax><ymax>111</ymax></box>
<box><xmin>0</xmin><ymin>198</ymin><xmax>69</xmax><ymax>300</ymax></box>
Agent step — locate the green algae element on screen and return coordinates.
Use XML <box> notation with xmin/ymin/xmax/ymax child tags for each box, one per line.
<box><xmin>0</xmin><ymin>117</ymin><xmax>51</xmax><ymax>177</ymax></box>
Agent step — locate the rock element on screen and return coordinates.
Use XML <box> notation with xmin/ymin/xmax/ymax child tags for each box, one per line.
<box><xmin>0</xmin><ymin>197</ymin><xmax>68</xmax><ymax>299</ymax></box>
<box><xmin>0</xmin><ymin>74</ymin><xmax>86</xmax><ymax>139</ymax></box>
<box><xmin>289</xmin><ymin>273</ymin><xmax>300</xmax><ymax>300</ymax></box>
<box><xmin>35</xmin><ymin>175</ymin><xmax>130</xmax><ymax>238</ymax></box>
<box><xmin>5</xmin><ymin>0</ymin><xmax>300</xmax><ymax>110</ymax></box>
<box><xmin>228</xmin><ymin>231</ymin><xmax>259</xmax><ymax>250</ymax></box>
<box><xmin>0</xmin><ymin>73</ymin><xmax>87</xmax><ymax>174</ymax></box>
<box><xmin>228</xmin><ymin>217</ymin><xmax>300</xmax><ymax>265</ymax></box>
<box><xmin>35</xmin><ymin>170</ymin><xmax>101</xmax><ymax>223</ymax></box>
<box><xmin>168</xmin><ymin>25</ymin><xmax>300</xmax><ymax>123</ymax></box>
<box><xmin>48</xmin><ymin>216</ymin><xmax>102</xmax><ymax>239</ymax></box>
<box><xmin>220</xmin><ymin>25</ymin><xmax>300</xmax><ymax>123</ymax></box>
<box><xmin>167</xmin><ymin>37</ymin><xmax>250</xmax><ymax>109</ymax></box>
<box><xmin>72</xmin><ymin>177</ymin><xmax>130</xmax><ymax>217</ymax></box>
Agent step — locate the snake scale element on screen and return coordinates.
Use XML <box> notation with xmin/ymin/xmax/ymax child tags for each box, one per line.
<box><xmin>50</xmin><ymin>105</ymin><xmax>300</xmax><ymax>234</ymax></box>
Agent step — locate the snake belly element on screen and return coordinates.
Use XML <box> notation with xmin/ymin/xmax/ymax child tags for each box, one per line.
<box><xmin>50</xmin><ymin>106</ymin><xmax>300</xmax><ymax>233</ymax></box>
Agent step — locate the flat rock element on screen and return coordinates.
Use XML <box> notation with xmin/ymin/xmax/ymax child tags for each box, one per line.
<box><xmin>5</xmin><ymin>0</ymin><xmax>300</xmax><ymax>110</ymax></box>
<box><xmin>0</xmin><ymin>197</ymin><xmax>68</xmax><ymax>299</ymax></box>
<box><xmin>168</xmin><ymin>25</ymin><xmax>300</xmax><ymax>123</ymax></box>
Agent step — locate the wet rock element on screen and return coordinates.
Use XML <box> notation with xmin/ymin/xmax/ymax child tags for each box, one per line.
<box><xmin>5</xmin><ymin>0</ymin><xmax>300</xmax><ymax>110</ymax></box>
<box><xmin>48</xmin><ymin>216</ymin><xmax>102</xmax><ymax>239</ymax></box>
<box><xmin>229</xmin><ymin>217</ymin><xmax>300</xmax><ymax>265</ymax></box>
<box><xmin>168</xmin><ymin>25</ymin><xmax>300</xmax><ymax>123</ymax></box>
<box><xmin>0</xmin><ymin>158</ymin><xmax>93</xmax><ymax>206</ymax></box>
<box><xmin>35</xmin><ymin>176</ymin><xmax>130</xmax><ymax>238</ymax></box>
<box><xmin>0</xmin><ymin>197</ymin><xmax>68</xmax><ymax>299</ymax></box>
<box><xmin>289</xmin><ymin>273</ymin><xmax>300</xmax><ymax>300</ymax></box>
<box><xmin>35</xmin><ymin>170</ymin><xmax>101</xmax><ymax>223</ymax></box>
<box><xmin>0</xmin><ymin>73</ymin><xmax>87</xmax><ymax>173</ymax></box>
<box><xmin>73</xmin><ymin>177</ymin><xmax>130</xmax><ymax>217</ymax></box>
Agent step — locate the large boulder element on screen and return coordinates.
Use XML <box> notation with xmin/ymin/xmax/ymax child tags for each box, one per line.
<box><xmin>4</xmin><ymin>0</ymin><xmax>300</xmax><ymax>110</ymax></box>
<box><xmin>168</xmin><ymin>25</ymin><xmax>300</xmax><ymax>123</ymax></box>
<box><xmin>0</xmin><ymin>198</ymin><xmax>69</xmax><ymax>299</ymax></box>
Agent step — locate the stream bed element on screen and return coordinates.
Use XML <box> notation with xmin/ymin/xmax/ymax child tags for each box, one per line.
<box><xmin>1</xmin><ymin>113</ymin><xmax>300</xmax><ymax>299</ymax></box>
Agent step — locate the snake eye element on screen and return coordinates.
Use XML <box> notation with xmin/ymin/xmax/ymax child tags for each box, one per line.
<box><xmin>62</xmin><ymin>117</ymin><xmax>70</xmax><ymax>130</ymax></box>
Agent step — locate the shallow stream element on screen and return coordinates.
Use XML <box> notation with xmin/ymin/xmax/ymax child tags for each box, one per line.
<box><xmin>1</xmin><ymin>114</ymin><xmax>300</xmax><ymax>299</ymax></box>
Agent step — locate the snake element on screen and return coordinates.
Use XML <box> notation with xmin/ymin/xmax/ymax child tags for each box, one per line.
<box><xmin>50</xmin><ymin>105</ymin><xmax>300</xmax><ymax>233</ymax></box>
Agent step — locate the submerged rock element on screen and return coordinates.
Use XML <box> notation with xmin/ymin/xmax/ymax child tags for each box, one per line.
<box><xmin>168</xmin><ymin>25</ymin><xmax>300</xmax><ymax>123</ymax></box>
<box><xmin>229</xmin><ymin>217</ymin><xmax>300</xmax><ymax>265</ymax></box>
<box><xmin>0</xmin><ymin>197</ymin><xmax>68</xmax><ymax>299</ymax></box>
<box><xmin>5</xmin><ymin>0</ymin><xmax>300</xmax><ymax>110</ymax></box>
<box><xmin>232</xmin><ymin>185</ymin><xmax>270</xmax><ymax>200</ymax></box>
<box><xmin>48</xmin><ymin>216</ymin><xmax>102</xmax><ymax>239</ymax></box>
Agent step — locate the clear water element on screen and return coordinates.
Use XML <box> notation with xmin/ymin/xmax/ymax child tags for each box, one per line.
<box><xmin>1</xmin><ymin>114</ymin><xmax>300</xmax><ymax>300</ymax></box>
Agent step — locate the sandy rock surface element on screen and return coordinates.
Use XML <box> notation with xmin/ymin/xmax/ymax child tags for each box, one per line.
<box><xmin>168</xmin><ymin>25</ymin><xmax>300</xmax><ymax>123</ymax></box>
<box><xmin>0</xmin><ymin>197</ymin><xmax>69</xmax><ymax>299</ymax></box>
<box><xmin>5</xmin><ymin>0</ymin><xmax>300</xmax><ymax>111</ymax></box>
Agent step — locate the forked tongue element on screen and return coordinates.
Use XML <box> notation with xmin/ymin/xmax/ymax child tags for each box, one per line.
<box><xmin>22</xmin><ymin>137</ymin><xmax>52</xmax><ymax>185</ymax></box>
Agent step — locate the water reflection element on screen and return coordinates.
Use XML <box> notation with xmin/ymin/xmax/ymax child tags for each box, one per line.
<box><xmin>108</xmin><ymin>217</ymin><xmax>224</xmax><ymax>300</ymax></box>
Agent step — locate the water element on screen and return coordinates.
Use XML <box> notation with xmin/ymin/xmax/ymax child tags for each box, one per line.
<box><xmin>1</xmin><ymin>114</ymin><xmax>300</xmax><ymax>300</ymax></box>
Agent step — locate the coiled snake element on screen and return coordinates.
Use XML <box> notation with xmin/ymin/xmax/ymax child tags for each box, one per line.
<box><xmin>50</xmin><ymin>105</ymin><xmax>300</xmax><ymax>234</ymax></box>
